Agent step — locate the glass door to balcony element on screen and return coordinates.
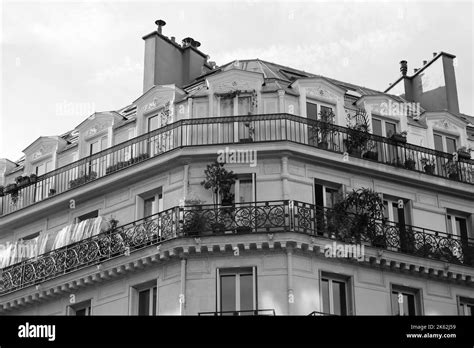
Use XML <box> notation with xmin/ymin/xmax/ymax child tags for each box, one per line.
<box><xmin>372</xmin><ymin>118</ymin><xmax>397</xmax><ymax>164</ymax></box>
<box><xmin>35</xmin><ymin>159</ymin><xmax>53</xmax><ymax>202</ymax></box>
<box><xmin>306</xmin><ymin>102</ymin><xmax>318</xmax><ymax>146</ymax></box>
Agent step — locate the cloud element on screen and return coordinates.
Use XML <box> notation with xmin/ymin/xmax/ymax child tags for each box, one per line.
<box><xmin>88</xmin><ymin>56</ymin><xmax>143</xmax><ymax>84</ymax></box>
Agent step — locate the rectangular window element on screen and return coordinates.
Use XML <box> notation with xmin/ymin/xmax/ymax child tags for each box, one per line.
<box><xmin>320</xmin><ymin>106</ymin><xmax>333</xmax><ymax>123</ymax></box>
<box><xmin>138</xmin><ymin>286</ymin><xmax>157</xmax><ymax>316</ymax></box>
<box><xmin>218</xmin><ymin>267</ymin><xmax>256</xmax><ymax>315</ymax></box>
<box><xmin>385</xmin><ymin>122</ymin><xmax>397</xmax><ymax>138</ymax></box>
<box><xmin>141</xmin><ymin>189</ymin><xmax>163</xmax><ymax>219</ymax></box>
<box><xmin>68</xmin><ymin>300</ymin><xmax>92</xmax><ymax>316</ymax></box>
<box><xmin>306</xmin><ymin>102</ymin><xmax>318</xmax><ymax>121</ymax></box>
<box><xmin>391</xmin><ymin>285</ymin><xmax>421</xmax><ymax>316</ymax></box>
<box><xmin>238</xmin><ymin>96</ymin><xmax>251</xmax><ymax>115</ymax></box>
<box><xmin>458</xmin><ymin>297</ymin><xmax>474</xmax><ymax>316</ymax></box>
<box><xmin>229</xmin><ymin>174</ymin><xmax>255</xmax><ymax>204</ymax></box>
<box><xmin>320</xmin><ymin>273</ymin><xmax>351</xmax><ymax>315</ymax></box>
<box><xmin>220</xmin><ymin>98</ymin><xmax>234</xmax><ymax>117</ymax></box>
<box><xmin>77</xmin><ymin>210</ymin><xmax>99</xmax><ymax>222</ymax></box>
<box><xmin>148</xmin><ymin>115</ymin><xmax>159</xmax><ymax>132</ymax></box>
<box><xmin>434</xmin><ymin>133</ymin><xmax>457</xmax><ymax>153</ymax></box>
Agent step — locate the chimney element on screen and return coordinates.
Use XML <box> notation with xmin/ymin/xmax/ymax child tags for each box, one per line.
<box><xmin>155</xmin><ymin>19</ymin><xmax>166</xmax><ymax>35</ymax></box>
<box><xmin>171</xmin><ymin>36</ymin><xmax>176</xmax><ymax>43</ymax></box>
<box><xmin>400</xmin><ymin>60</ymin><xmax>407</xmax><ymax>76</ymax></box>
<box><xmin>142</xmin><ymin>21</ymin><xmax>209</xmax><ymax>91</ymax></box>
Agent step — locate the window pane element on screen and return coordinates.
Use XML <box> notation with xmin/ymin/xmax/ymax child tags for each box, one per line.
<box><xmin>239</xmin><ymin>274</ymin><xmax>253</xmax><ymax>312</ymax></box>
<box><xmin>306</xmin><ymin>102</ymin><xmax>318</xmax><ymax>120</ymax></box>
<box><xmin>75</xmin><ymin>308</ymin><xmax>87</xmax><ymax>316</ymax></box>
<box><xmin>403</xmin><ymin>293</ymin><xmax>416</xmax><ymax>316</ymax></box>
<box><xmin>447</xmin><ymin>215</ymin><xmax>453</xmax><ymax>234</ymax></box>
<box><xmin>332</xmin><ymin>280</ymin><xmax>346</xmax><ymax>316</ymax></box>
<box><xmin>90</xmin><ymin>141</ymin><xmax>100</xmax><ymax>155</ymax></box>
<box><xmin>321</xmin><ymin>279</ymin><xmax>330</xmax><ymax>314</ymax></box>
<box><xmin>221</xmin><ymin>275</ymin><xmax>236</xmax><ymax>312</ymax></box>
<box><xmin>455</xmin><ymin>217</ymin><xmax>467</xmax><ymax>238</ymax></box>
<box><xmin>144</xmin><ymin>197</ymin><xmax>155</xmax><ymax>217</ymax></box>
<box><xmin>152</xmin><ymin>287</ymin><xmax>157</xmax><ymax>316</ymax></box>
<box><xmin>446</xmin><ymin>137</ymin><xmax>456</xmax><ymax>154</ymax></box>
<box><xmin>325</xmin><ymin>188</ymin><xmax>338</xmax><ymax>209</ymax></box>
<box><xmin>239</xmin><ymin>180</ymin><xmax>253</xmax><ymax>203</ymax></box>
<box><xmin>391</xmin><ymin>203</ymin><xmax>399</xmax><ymax>224</ymax></box>
<box><xmin>434</xmin><ymin>134</ymin><xmax>443</xmax><ymax>152</ymax></box>
<box><xmin>36</xmin><ymin>163</ymin><xmax>46</xmax><ymax>176</ymax></box>
<box><xmin>138</xmin><ymin>289</ymin><xmax>150</xmax><ymax>316</ymax></box>
<box><xmin>391</xmin><ymin>291</ymin><xmax>400</xmax><ymax>315</ymax></box>
<box><xmin>386</xmin><ymin>122</ymin><xmax>396</xmax><ymax>137</ymax></box>
<box><xmin>372</xmin><ymin>119</ymin><xmax>382</xmax><ymax>136</ymax></box>
<box><xmin>220</xmin><ymin>98</ymin><xmax>234</xmax><ymax>117</ymax></box>
<box><xmin>148</xmin><ymin>116</ymin><xmax>159</xmax><ymax>131</ymax></box>
<box><xmin>320</xmin><ymin>106</ymin><xmax>333</xmax><ymax>123</ymax></box>
<box><xmin>238</xmin><ymin>97</ymin><xmax>251</xmax><ymax>115</ymax></box>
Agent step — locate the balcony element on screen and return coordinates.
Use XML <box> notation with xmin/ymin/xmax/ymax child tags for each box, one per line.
<box><xmin>1</xmin><ymin>114</ymin><xmax>473</xmax><ymax>217</ymax></box>
<box><xmin>1</xmin><ymin>200</ymin><xmax>473</xmax><ymax>296</ymax></box>
<box><xmin>198</xmin><ymin>309</ymin><xmax>276</xmax><ymax>316</ymax></box>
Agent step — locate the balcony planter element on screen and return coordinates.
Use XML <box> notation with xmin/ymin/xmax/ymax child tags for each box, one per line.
<box><xmin>363</xmin><ymin>151</ymin><xmax>378</xmax><ymax>161</ymax></box>
<box><xmin>69</xmin><ymin>171</ymin><xmax>97</xmax><ymax>189</ymax></box>
<box><xmin>15</xmin><ymin>175</ymin><xmax>30</xmax><ymax>188</ymax></box>
<box><xmin>49</xmin><ymin>189</ymin><xmax>56</xmax><ymax>197</ymax></box>
<box><xmin>235</xmin><ymin>226</ymin><xmax>252</xmax><ymax>234</ymax></box>
<box><xmin>239</xmin><ymin>138</ymin><xmax>253</xmax><ymax>143</ymax></box>
<box><xmin>424</xmin><ymin>165</ymin><xmax>435</xmax><ymax>174</ymax></box>
<box><xmin>29</xmin><ymin>174</ymin><xmax>38</xmax><ymax>183</ymax></box>
<box><xmin>211</xmin><ymin>222</ymin><xmax>226</xmax><ymax>234</ymax></box>
<box><xmin>318</xmin><ymin>141</ymin><xmax>329</xmax><ymax>150</ymax></box>
<box><xmin>0</xmin><ymin>185</ymin><xmax>4</xmax><ymax>197</ymax></box>
<box><xmin>444</xmin><ymin>161</ymin><xmax>460</xmax><ymax>181</ymax></box>
<box><xmin>404</xmin><ymin>158</ymin><xmax>416</xmax><ymax>170</ymax></box>
<box><xmin>391</xmin><ymin>132</ymin><xmax>407</xmax><ymax>143</ymax></box>
<box><xmin>4</xmin><ymin>183</ymin><xmax>19</xmax><ymax>203</ymax></box>
<box><xmin>457</xmin><ymin>149</ymin><xmax>471</xmax><ymax>160</ymax></box>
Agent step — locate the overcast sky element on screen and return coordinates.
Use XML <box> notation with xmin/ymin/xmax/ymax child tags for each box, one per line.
<box><xmin>1</xmin><ymin>0</ymin><xmax>473</xmax><ymax>161</ymax></box>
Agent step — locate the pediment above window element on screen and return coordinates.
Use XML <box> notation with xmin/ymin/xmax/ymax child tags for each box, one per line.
<box><xmin>76</xmin><ymin>112</ymin><xmax>123</xmax><ymax>140</ymax></box>
<box><xmin>135</xmin><ymin>85</ymin><xmax>185</xmax><ymax>116</ymax></box>
<box><xmin>291</xmin><ymin>77</ymin><xmax>345</xmax><ymax>104</ymax></box>
<box><xmin>206</xmin><ymin>69</ymin><xmax>264</xmax><ymax>95</ymax></box>
<box><xmin>426</xmin><ymin>111</ymin><xmax>468</xmax><ymax>135</ymax></box>
<box><xmin>23</xmin><ymin>137</ymin><xmax>67</xmax><ymax>164</ymax></box>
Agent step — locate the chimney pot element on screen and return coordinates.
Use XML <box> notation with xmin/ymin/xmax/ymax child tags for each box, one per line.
<box><xmin>171</xmin><ymin>36</ymin><xmax>176</xmax><ymax>43</ymax></box>
<box><xmin>433</xmin><ymin>52</ymin><xmax>437</xmax><ymax>57</ymax></box>
<box><xmin>182</xmin><ymin>37</ymin><xmax>193</xmax><ymax>47</ymax></box>
<box><xmin>414</xmin><ymin>68</ymin><xmax>419</xmax><ymax>73</ymax></box>
<box><xmin>400</xmin><ymin>60</ymin><xmax>408</xmax><ymax>76</ymax></box>
<box><xmin>423</xmin><ymin>60</ymin><xmax>427</xmax><ymax>65</ymax></box>
<box><xmin>155</xmin><ymin>19</ymin><xmax>166</xmax><ymax>34</ymax></box>
<box><xmin>192</xmin><ymin>40</ymin><xmax>201</xmax><ymax>48</ymax></box>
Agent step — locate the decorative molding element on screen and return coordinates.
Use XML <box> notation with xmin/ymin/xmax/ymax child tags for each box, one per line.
<box><xmin>214</xmin><ymin>80</ymin><xmax>253</xmax><ymax>94</ymax></box>
<box><xmin>31</xmin><ymin>144</ymin><xmax>55</xmax><ymax>161</ymax></box>
<box><xmin>142</xmin><ymin>95</ymin><xmax>172</xmax><ymax>114</ymax></box>
<box><xmin>432</xmin><ymin>119</ymin><xmax>458</xmax><ymax>131</ymax></box>
<box><xmin>305</xmin><ymin>86</ymin><xmax>342</xmax><ymax>103</ymax></box>
<box><xmin>85</xmin><ymin>121</ymin><xmax>109</xmax><ymax>138</ymax></box>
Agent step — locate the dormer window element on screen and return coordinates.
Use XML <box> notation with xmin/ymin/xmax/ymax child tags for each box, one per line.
<box><xmin>433</xmin><ymin>133</ymin><xmax>457</xmax><ymax>154</ymax></box>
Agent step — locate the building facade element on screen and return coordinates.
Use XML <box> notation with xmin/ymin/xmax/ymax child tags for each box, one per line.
<box><xmin>0</xmin><ymin>20</ymin><xmax>473</xmax><ymax>316</ymax></box>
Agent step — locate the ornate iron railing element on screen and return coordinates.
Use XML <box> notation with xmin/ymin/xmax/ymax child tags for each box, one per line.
<box><xmin>1</xmin><ymin>200</ymin><xmax>473</xmax><ymax>296</ymax></box>
<box><xmin>198</xmin><ymin>309</ymin><xmax>276</xmax><ymax>316</ymax></box>
<box><xmin>1</xmin><ymin>114</ymin><xmax>472</xmax><ymax>216</ymax></box>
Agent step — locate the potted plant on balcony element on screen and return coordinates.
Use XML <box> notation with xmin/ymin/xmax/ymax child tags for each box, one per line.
<box><xmin>182</xmin><ymin>199</ymin><xmax>208</xmax><ymax>236</ymax></box>
<box><xmin>362</xmin><ymin>140</ymin><xmax>378</xmax><ymax>161</ymax></box>
<box><xmin>343</xmin><ymin>110</ymin><xmax>371</xmax><ymax>158</ymax></box>
<box><xmin>316</xmin><ymin>109</ymin><xmax>336</xmax><ymax>150</ymax></box>
<box><xmin>404</xmin><ymin>157</ymin><xmax>416</xmax><ymax>170</ymax></box>
<box><xmin>29</xmin><ymin>173</ymin><xmax>38</xmax><ymax>184</ymax></box>
<box><xmin>4</xmin><ymin>183</ymin><xmax>19</xmax><ymax>203</ymax></box>
<box><xmin>330</xmin><ymin>188</ymin><xmax>384</xmax><ymax>244</ymax></box>
<box><xmin>457</xmin><ymin>146</ymin><xmax>472</xmax><ymax>160</ymax></box>
<box><xmin>15</xmin><ymin>175</ymin><xmax>31</xmax><ymax>189</ymax></box>
<box><xmin>0</xmin><ymin>185</ymin><xmax>4</xmax><ymax>197</ymax></box>
<box><xmin>444</xmin><ymin>160</ymin><xmax>460</xmax><ymax>180</ymax></box>
<box><xmin>240</xmin><ymin>121</ymin><xmax>255</xmax><ymax>143</ymax></box>
<box><xmin>390</xmin><ymin>131</ymin><xmax>407</xmax><ymax>143</ymax></box>
<box><xmin>69</xmin><ymin>171</ymin><xmax>97</xmax><ymax>189</ymax></box>
<box><xmin>201</xmin><ymin>161</ymin><xmax>237</xmax><ymax>234</ymax></box>
<box><xmin>421</xmin><ymin>157</ymin><xmax>435</xmax><ymax>175</ymax></box>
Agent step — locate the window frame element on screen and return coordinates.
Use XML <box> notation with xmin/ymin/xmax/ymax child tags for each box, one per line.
<box><xmin>68</xmin><ymin>299</ymin><xmax>92</xmax><ymax>316</ymax></box>
<box><xmin>458</xmin><ymin>296</ymin><xmax>474</xmax><ymax>316</ymax></box>
<box><xmin>216</xmin><ymin>267</ymin><xmax>257</xmax><ymax>314</ymax></box>
<box><xmin>319</xmin><ymin>271</ymin><xmax>353</xmax><ymax>316</ymax></box>
<box><xmin>390</xmin><ymin>284</ymin><xmax>423</xmax><ymax>316</ymax></box>
<box><xmin>433</xmin><ymin>132</ymin><xmax>458</xmax><ymax>154</ymax></box>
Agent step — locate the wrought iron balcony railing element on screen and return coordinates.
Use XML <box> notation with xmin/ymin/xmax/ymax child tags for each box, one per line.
<box><xmin>1</xmin><ymin>200</ymin><xmax>473</xmax><ymax>296</ymax></box>
<box><xmin>308</xmin><ymin>311</ymin><xmax>337</xmax><ymax>316</ymax></box>
<box><xmin>198</xmin><ymin>309</ymin><xmax>276</xmax><ymax>316</ymax></box>
<box><xmin>1</xmin><ymin>114</ymin><xmax>472</xmax><ymax>216</ymax></box>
